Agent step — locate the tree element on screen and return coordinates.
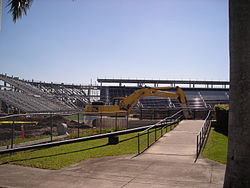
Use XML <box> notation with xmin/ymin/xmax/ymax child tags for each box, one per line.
<box><xmin>224</xmin><ymin>0</ymin><xmax>250</xmax><ymax>187</ymax></box>
<box><xmin>7</xmin><ymin>0</ymin><xmax>33</xmax><ymax>22</ymax></box>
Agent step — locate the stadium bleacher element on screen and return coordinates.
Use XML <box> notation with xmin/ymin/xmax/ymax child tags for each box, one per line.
<box><xmin>0</xmin><ymin>74</ymin><xmax>74</xmax><ymax>112</ymax></box>
<box><xmin>100</xmin><ymin>86</ymin><xmax>229</xmax><ymax>110</ymax></box>
<box><xmin>0</xmin><ymin>74</ymin><xmax>229</xmax><ymax>114</ymax></box>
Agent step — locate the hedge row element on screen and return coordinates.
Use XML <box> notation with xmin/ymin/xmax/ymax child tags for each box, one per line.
<box><xmin>214</xmin><ymin>104</ymin><xmax>229</xmax><ymax>133</ymax></box>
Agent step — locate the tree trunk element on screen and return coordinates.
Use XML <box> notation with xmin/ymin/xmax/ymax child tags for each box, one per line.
<box><xmin>224</xmin><ymin>1</ymin><xmax>250</xmax><ymax>187</ymax></box>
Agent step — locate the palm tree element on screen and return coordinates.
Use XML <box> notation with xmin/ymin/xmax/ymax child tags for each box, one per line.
<box><xmin>7</xmin><ymin>0</ymin><xmax>33</xmax><ymax>22</ymax></box>
<box><xmin>223</xmin><ymin>0</ymin><xmax>250</xmax><ymax>187</ymax></box>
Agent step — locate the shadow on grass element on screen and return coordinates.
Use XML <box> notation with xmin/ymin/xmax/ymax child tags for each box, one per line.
<box><xmin>0</xmin><ymin>143</ymin><xmax>109</xmax><ymax>165</ymax></box>
<box><xmin>211</xmin><ymin>121</ymin><xmax>228</xmax><ymax>136</ymax></box>
<box><xmin>0</xmin><ymin>135</ymin><xmax>138</xmax><ymax>165</ymax></box>
<box><xmin>119</xmin><ymin>135</ymin><xmax>138</xmax><ymax>143</ymax></box>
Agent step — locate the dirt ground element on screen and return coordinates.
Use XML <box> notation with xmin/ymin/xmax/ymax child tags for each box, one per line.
<box><xmin>0</xmin><ymin>115</ymin><xmax>90</xmax><ymax>145</ymax></box>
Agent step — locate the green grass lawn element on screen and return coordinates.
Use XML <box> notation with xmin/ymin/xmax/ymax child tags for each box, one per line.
<box><xmin>202</xmin><ymin>128</ymin><xmax>228</xmax><ymax>164</ymax></box>
<box><xmin>1</xmin><ymin>127</ymin><xmax>124</xmax><ymax>147</ymax></box>
<box><xmin>0</xmin><ymin>135</ymin><xmax>50</xmax><ymax>146</ymax></box>
<box><xmin>0</xmin><ymin>125</ymin><xmax>174</xmax><ymax>170</ymax></box>
<box><xmin>64</xmin><ymin>114</ymin><xmax>85</xmax><ymax>121</ymax></box>
<box><xmin>69</xmin><ymin>127</ymin><xmax>125</xmax><ymax>139</ymax></box>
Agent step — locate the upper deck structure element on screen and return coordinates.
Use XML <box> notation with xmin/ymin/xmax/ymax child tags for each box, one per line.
<box><xmin>97</xmin><ymin>78</ymin><xmax>229</xmax><ymax>89</ymax></box>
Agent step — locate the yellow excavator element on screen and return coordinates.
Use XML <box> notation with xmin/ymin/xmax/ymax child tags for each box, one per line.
<box><xmin>85</xmin><ymin>86</ymin><xmax>190</xmax><ymax>118</ymax></box>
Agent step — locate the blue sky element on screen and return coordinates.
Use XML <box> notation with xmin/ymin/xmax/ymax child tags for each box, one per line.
<box><xmin>0</xmin><ymin>0</ymin><xmax>229</xmax><ymax>85</ymax></box>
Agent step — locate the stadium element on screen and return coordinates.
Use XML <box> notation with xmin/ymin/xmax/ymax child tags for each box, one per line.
<box><xmin>0</xmin><ymin>73</ymin><xmax>229</xmax><ymax>114</ymax></box>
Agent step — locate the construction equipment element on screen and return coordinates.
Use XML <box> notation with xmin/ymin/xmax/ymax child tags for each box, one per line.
<box><xmin>85</xmin><ymin>86</ymin><xmax>190</xmax><ymax>118</ymax></box>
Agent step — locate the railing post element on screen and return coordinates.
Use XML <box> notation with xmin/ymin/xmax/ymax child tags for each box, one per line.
<box><xmin>11</xmin><ymin>121</ymin><xmax>14</xmax><ymax>149</ymax></box>
<box><xmin>126</xmin><ymin>111</ymin><xmax>129</xmax><ymax>129</ymax></box>
<box><xmin>77</xmin><ymin>113</ymin><xmax>80</xmax><ymax>138</ymax></box>
<box><xmin>199</xmin><ymin>132</ymin><xmax>202</xmax><ymax>149</ymax></box>
<box><xmin>155</xmin><ymin>127</ymin><xmax>157</xmax><ymax>141</ymax></box>
<box><xmin>115</xmin><ymin>112</ymin><xmax>118</xmax><ymax>131</ymax></box>
<box><xmin>202</xmin><ymin>127</ymin><xmax>205</xmax><ymax>141</ymax></box>
<box><xmin>50</xmin><ymin>113</ymin><xmax>53</xmax><ymax>142</ymax></box>
<box><xmin>201</xmin><ymin>127</ymin><xmax>203</xmax><ymax>141</ymax></box>
<box><xmin>147</xmin><ymin>129</ymin><xmax>149</xmax><ymax>147</ymax></box>
<box><xmin>196</xmin><ymin>135</ymin><xmax>199</xmax><ymax>159</ymax></box>
<box><xmin>137</xmin><ymin>133</ymin><xmax>140</xmax><ymax>154</ymax></box>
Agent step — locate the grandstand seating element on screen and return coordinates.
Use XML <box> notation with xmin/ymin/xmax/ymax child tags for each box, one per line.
<box><xmin>0</xmin><ymin>74</ymin><xmax>74</xmax><ymax>112</ymax></box>
<box><xmin>200</xmin><ymin>90</ymin><xmax>229</xmax><ymax>107</ymax></box>
<box><xmin>100</xmin><ymin>87</ymin><xmax>229</xmax><ymax>110</ymax></box>
<box><xmin>0</xmin><ymin>74</ymin><xmax>229</xmax><ymax>113</ymax></box>
<box><xmin>37</xmin><ymin>84</ymin><xmax>90</xmax><ymax>108</ymax></box>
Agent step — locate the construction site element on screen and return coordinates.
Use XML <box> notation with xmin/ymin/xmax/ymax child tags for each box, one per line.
<box><xmin>0</xmin><ymin>73</ymin><xmax>229</xmax><ymax>188</ymax></box>
<box><xmin>0</xmin><ymin>73</ymin><xmax>229</xmax><ymax>113</ymax></box>
<box><xmin>0</xmin><ymin>73</ymin><xmax>229</xmax><ymax>146</ymax></box>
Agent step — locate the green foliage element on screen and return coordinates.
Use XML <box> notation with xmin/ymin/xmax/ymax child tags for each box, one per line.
<box><xmin>214</xmin><ymin>104</ymin><xmax>229</xmax><ymax>111</ymax></box>
<box><xmin>202</xmin><ymin>128</ymin><xmax>228</xmax><ymax>164</ymax></box>
<box><xmin>8</xmin><ymin>0</ymin><xmax>33</xmax><ymax>22</ymax></box>
<box><xmin>214</xmin><ymin>104</ymin><xmax>229</xmax><ymax>133</ymax></box>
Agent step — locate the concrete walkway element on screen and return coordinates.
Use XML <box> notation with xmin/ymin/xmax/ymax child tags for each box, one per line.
<box><xmin>0</xmin><ymin>120</ymin><xmax>226</xmax><ymax>188</ymax></box>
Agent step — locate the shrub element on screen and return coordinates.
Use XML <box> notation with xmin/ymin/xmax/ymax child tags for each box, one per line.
<box><xmin>214</xmin><ymin>104</ymin><xmax>229</xmax><ymax>134</ymax></box>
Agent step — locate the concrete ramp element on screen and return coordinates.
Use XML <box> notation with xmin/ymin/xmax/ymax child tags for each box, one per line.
<box><xmin>131</xmin><ymin>120</ymin><xmax>226</xmax><ymax>187</ymax></box>
<box><xmin>135</xmin><ymin>120</ymin><xmax>204</xmax><ymax>163</ymax></box>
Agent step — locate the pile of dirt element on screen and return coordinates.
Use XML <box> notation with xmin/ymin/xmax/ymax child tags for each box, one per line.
<box><xmin>0</xmin><ymin>114</ymin><xmax>89</xmax><ymax>128</ymax></box>
<box><xmin>0</xmin><ymin>115</ymin><xmax>91</xmax><ymax>145</ymax></box>
<box><xmin>38</xmin><ymin>115</ymin><xmax>89</xmax><ymax>128</ymax></box>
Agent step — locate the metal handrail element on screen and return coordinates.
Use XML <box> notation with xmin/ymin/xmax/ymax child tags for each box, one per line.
<box><xmin>0</xmin><ymin>110</ymin><xmax>185</xmax><ymax>155</ymax></box>
<box><xmin>137</xmin><ymin>110</ymin><xmax>184</xmax><ymax>155</ymax></box>
<box><xmin>0</xmin><ymin>110</ymin><xmax>135</xmax><ymax>154</ymax></box>
<box><xmin>139</xmin><ymin>110</ymin><xmax>183</xmax><ymax>135</ymax></box>
<box><xmin>195</xmin><ymin>110</ymin><xmax>212</xmax><ymax>161</ymax></box>
<box><xmin>0</xmin><ymin>120</ymin><xmax>171</xmax><ymax>155</ymax></box>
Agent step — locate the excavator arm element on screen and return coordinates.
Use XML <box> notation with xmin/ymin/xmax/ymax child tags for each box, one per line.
<box><xmin>118</xmin><ymin>86</ymin><xmax>190</xmax><ymax>118</ymax></box>
<box><xmin>85</xmin><ymin>86</ymin><xmax>190</xmax><ymax>119</ymax></box>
